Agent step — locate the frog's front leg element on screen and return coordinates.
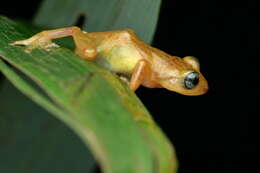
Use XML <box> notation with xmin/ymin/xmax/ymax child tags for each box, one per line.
<box><xmin>10</xmin><ymin>26</ymin><xmax>97</xmax><ymax>60</ymax></box>
<box><xmin>129</xmin><ymin>59</ymin><xmax>151</xmax><ymax>91</ymax></box>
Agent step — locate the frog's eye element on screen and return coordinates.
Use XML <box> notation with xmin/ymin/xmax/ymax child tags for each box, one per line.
<box><xmin>183</xmin><ymin>72</ymin><xmax>199</xmax><ymax>89</ymax></box>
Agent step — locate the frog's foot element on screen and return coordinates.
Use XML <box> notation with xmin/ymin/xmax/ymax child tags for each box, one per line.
<box><xmin>10</xmin><ymin>32</ymin><xmax>59</xmax><ymax>53</ymax></box>
<box><xmin>117</xmin><ymin>74</ymin><xmax>130</xmax><ymax>84</ymax></box>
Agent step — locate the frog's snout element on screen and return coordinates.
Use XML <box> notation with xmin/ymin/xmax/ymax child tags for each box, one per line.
<box><xmin>192</xmin><ymin>77</ymin><xmax>209</xmax><ymax>96</ymax></box>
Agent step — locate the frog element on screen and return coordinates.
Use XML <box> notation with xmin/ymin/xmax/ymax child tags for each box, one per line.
<box><xmin>10</xmin><ymin>26</ymin><xmax>208</xmax><ymax>96</ymax></box>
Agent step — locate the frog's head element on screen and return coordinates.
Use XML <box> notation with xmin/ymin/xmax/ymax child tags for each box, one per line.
<box><xmin>158</xmin><ymin>56</ymin><xmax>208</xmax><ymax>96</ymax></box>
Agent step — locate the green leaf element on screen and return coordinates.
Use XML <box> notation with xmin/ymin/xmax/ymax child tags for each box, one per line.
<box><xmin>0</xmin><ymin>0</ymin><xmax>178</xmax><ymax>171</ymax></box>
<box><xmin>34</xmin><ymin>0</ymin><xmax>161</xmax><ymax>43</ymax></box>
<box><xmin>0</xmin><ymin>79</ymin><xmax>95</xmax><ymax>173</ymax></box>
<box><xmin>0</xmin><ymin>16</ymin><xmax>177</xmax><ymax>173</ymax></box>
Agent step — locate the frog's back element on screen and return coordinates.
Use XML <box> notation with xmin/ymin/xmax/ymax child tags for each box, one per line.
<box><xmin>89</xmin><ymin>29</ymin><xmax>192</xmax><ymax>78</ymax></box>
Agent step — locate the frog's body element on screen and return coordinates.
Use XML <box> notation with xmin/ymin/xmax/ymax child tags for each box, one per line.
<box><xmin>10</xmin><ymin>27</ymin><xmax>208</xmax><ymax>95</ymax></box>
<box><xmin>89</xmin><ymin>30</ymin><xmax>142</xmax><ymax>76</ymax></box>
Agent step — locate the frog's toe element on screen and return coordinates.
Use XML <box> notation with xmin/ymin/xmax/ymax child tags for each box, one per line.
<box><xmin>10</xmin><ymin>37</ymin><xmax>59</xmax><ymax>53</ymax></box>
<box><xmin>10</xmin><ymin>39</ymin><xmax>31</xmax><ymax>46</ymax></box>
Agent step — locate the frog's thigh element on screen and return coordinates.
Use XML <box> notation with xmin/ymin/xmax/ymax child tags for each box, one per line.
<box><xmin>75</xmin><ymin>46</ymin><xmax>97</xmax><ymax>60</ymax></box>
<box><xmin>73</xmin><ymin>32</ymin><xmax>97</xmax><ymax>60</ymax></box>
<box><xmin>129</xmin><ymin>59</ymin><xmax>150</xmax><ymax>91</ymax></box>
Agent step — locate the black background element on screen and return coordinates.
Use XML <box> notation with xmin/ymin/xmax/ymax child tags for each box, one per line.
<box><xmin>0</xmin><ymin>0</ymin><xmax>258</xmax><ymax>173</ymax></box>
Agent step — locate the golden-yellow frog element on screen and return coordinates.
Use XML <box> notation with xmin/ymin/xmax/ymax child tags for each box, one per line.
<box><xmin>11</xmin><ymin>26</ymin><xmax>208</xmax><ymax>96</ymax></box>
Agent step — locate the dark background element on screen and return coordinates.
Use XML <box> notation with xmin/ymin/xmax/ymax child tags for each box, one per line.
<box><xmin>0</xmin><ymin>0</ymin><xmax>258</xmax><ymax>173</ymax></box>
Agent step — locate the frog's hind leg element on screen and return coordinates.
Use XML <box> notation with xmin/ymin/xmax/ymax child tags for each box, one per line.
<box><xmin>129</xmin><ymin>59</ymin><xmax>151</xmax><ymax>91</ymax></box>
<box><xmin>10</xmin><ymin>26</ymin><xmax>97</xmax><ymax>60</ymax></box>
<box><xmin>10</xmin><ymin>27</ymin><xmax>79</xmax><ymax>51</ymax></box>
